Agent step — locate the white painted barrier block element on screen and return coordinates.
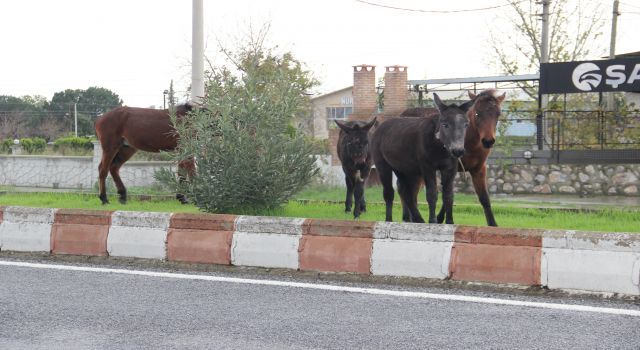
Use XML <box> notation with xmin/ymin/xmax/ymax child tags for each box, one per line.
<box><xmin>231</xmin><ymin>232</ymin><xmax>300</xmax><ymax>269</ymax></box>
<box><xmin>542</xmin><ymin>248</ymin><xmax>640</xmax><ymax>295</ymax></box>
<box><xmin>107</xmin><ymin>211</ymin><xmax>170</xmax><ymax>260</ymax></box>
<box><xmin>371</xmin><ymin>240</ymin><xmax>453</xmax><ymax>279</ymax></box>
<box><xmin>0</xmin><ymin>207</ymin><xmax>55</xmax><ymax>252</ymax></box>
<box><xmin>373</xmin><ymin>222</ymin><xmax>455</xmax><ymax>241</ymax></box>
<box><xmin>235</xmin><ymin>216</ymin><xmax>306</xmax><ymax>235</ymax></box>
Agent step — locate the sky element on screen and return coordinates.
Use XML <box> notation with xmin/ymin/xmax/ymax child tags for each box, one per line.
<box><xmin>0</xmin><ymin>0</ymin><xmax>637</xmax><ymax>108</ymax></box>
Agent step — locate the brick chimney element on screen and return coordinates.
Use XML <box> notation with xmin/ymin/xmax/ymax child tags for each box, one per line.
<box><xmin>350</xmin><ymin>64</ymin><xmax>377</xmax><ymax>121</ymax></box>
<box><xmin>383</xmin><ymin>65</ymin><xmax>408</xmax><ymax>117</ymax></box>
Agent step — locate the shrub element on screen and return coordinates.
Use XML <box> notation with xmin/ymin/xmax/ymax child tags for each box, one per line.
<box><xmin>1</xmin><ymin>139</ymin><xmax>12</xmax><ymax>154</ymax></box>
<box><xmin>53</xmin><ymin>136</ymin><xmax>93</xmax><ymax>155</ymax></box>
<box><xmin>19</xmin><ymin>137</ymin><xmax>46</xmax><ymax>154</ymax></box>
<box><xmin>156</xmin><ymin>35</ymin><xmax>319</xmax><ymax>214</ymax></box>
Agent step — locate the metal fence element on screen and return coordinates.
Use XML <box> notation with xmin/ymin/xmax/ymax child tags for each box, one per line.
<box><xmin>493</xmin><ymin>109</ymin><xmax>640</xmax><ymax>164</ymax></box>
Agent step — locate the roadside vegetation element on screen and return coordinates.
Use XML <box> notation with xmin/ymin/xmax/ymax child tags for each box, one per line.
<box><xmin>0</xmin><ymin>186</ymin><xmax>638</xmax><ymax>233</ymax></box>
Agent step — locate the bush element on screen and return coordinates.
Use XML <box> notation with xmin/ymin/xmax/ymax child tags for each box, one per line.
<box><xmin>156</xmin><ymin>36</ymin><xmax>319</xmax><ymax>213</ymax></box>
<box><xmin>53</xmin><ymin>136</ymin><xmax>93</xmax><ymax>155</ymax></box>
<box><xmin>1</xmin><ymin>139</ymin><xmax>12</xmax><ymax>154</ymax></box>
<box><xmin>19</xmin><ymin>137</ymin><xmax>46</xmax><ymax>154</ymax></box>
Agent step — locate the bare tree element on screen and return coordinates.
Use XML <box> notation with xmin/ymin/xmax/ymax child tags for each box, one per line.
<box><xmin>489</xmin><ymin>0</ymin><xmax>605</xmax><ymax>99</ymax></box>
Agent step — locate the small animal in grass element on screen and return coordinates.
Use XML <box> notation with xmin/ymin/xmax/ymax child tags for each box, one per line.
<box><xmin>335</xmin><ymin>117</ymin><xmax>377</xmax><ymax>219</ymax></box>
<box><xmin>371</xmin><ymin>93</ymin><xmax>471</xmax><ymax>224</ymax></box>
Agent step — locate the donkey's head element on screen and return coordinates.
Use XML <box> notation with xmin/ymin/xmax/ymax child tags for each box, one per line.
<box><xmin>433</xmin><ymin>93</ymin><xmax>471</xmax><ymax>159</ymax></box>
<box><xmin>335</xmin><ymin>117</ymin><xmax>377</xmax><ymax>164</ymax></box>
<box><xmin>468</xmin><ymin>90</ymin><xmax>506</xmax><ymax>149</ymax></box>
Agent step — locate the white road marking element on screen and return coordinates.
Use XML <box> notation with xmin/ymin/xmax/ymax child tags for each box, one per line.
<box><xmin>1</xmin><ymin>260</ymin><xmax>638</xmax><ymax>317</ymax></box>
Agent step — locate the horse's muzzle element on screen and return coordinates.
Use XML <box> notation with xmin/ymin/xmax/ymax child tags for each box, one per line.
<box><xmin>482</xmin><ymin>138</ymin><xmax>495</xmax><ymax>148</ymax></box>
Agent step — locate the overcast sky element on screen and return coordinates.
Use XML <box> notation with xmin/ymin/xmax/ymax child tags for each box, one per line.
<box><xmin>0</xmin><ymin>0</ymin><xmax>637</xmax><ymax>108</ymax></box>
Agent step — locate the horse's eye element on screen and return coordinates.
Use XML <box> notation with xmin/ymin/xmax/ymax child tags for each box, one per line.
<box><xmin>442</xmin><ymin>123</ymin><xmax>449</xmax><ymax>129</ymax></box>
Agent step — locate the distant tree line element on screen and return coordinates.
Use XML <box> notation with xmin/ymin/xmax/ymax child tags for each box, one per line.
<box><xmin>0</xmin><ymin>87</ymin><xmax>122</xmax><ymax>140</ymax></box>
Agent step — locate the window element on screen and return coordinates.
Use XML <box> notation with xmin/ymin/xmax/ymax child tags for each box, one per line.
<box><xmin>326</xmin><ymin>107</ymin><xmax>353</xmax><ymax>120</ymax></box>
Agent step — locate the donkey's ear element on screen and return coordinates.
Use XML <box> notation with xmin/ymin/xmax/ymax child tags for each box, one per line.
<box><xmin>468</xmin><ymin>91</ymin><xmax>477</xmax><ymax>100</ymax></box>
<box><xmin>363</xmin><ymin>117</ymin><xmax>377</xmax><ymax>131</ymax></box>
<box><xmin>496</xmin><ymin>92</ymin><xmax>506</xmax><ymax>103</ymax></box>
<box><xmin>334</xmin><ymin>120</ymin><xmax>351</xmax><ymax>133</ymax></box>
<box><xmin>460</xmin><ymin>99</ymin><xmax>474</xmax><ymax>112</ymax></box>
<box><xmin>433</xmin><ymin>93</ymin><xmax>446</xmax><ymax>112</ymax></box>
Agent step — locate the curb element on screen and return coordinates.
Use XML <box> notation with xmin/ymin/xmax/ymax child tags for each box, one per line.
<box><xmin>0</xmin><ymin>206</ymin><xmax>638</xmax><ymax>296</ymax></box>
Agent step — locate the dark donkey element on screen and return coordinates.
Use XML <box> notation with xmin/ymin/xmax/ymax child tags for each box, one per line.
<box><xmin>94</xmin><ymin>103</ymin><xmax>195</xmax><ymax>205</ymax></box>
<box><xmin>437</xmin><ymin>89</ymin><xmax>505</xmax><ymax>226</ymax></box>
<box><xmin>371</xmin><ymin>93</ymin><xmax>471</xmax><ymax>223</ymax></box>
<box><xmin>335</xmin><ymin>117</ymin><xmax>377</xmax><ymax>219</ymax></box>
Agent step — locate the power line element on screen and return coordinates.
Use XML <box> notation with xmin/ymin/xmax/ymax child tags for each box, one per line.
<box><xmin>354</xmin><ymin>0</ymin><xmax>526</xmax><ymax>13</ymax></box>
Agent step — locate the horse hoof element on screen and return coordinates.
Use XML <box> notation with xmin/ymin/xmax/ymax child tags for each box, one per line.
<box><xmin>119</xmin><ymin>198</ymin><xmax>127</xmax><ymax>204</ymax></box>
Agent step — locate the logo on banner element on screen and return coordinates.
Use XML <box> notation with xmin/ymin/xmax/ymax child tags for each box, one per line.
<box><xmin>571</xmin><ymin>63</ymin><xmax>602</xmax><ymax>91</ymax></box>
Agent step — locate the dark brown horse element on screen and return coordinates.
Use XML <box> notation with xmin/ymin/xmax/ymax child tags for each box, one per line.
<box><xmin>371</xmin><ymin>93</ymin><xmax>471</xmax><ymax>223</ymax></box>
<box><xmin>94</xmin><ymin>104</ymin><xmax>194</xmax><ymax>204</ymax></box>
<box><xmin>400</xmin><ymin>90</ymin><xmax>505</xmax><ymax>226</ymax></box>
<box><xmin>437</xmin><ymin>89</ymin><xmax>505</xmax><ymax>226</ymax></box>
<box><xmin>335</xmin><ymin>117</ymin><xmax>377</xmax><ymax>219</ymax></box>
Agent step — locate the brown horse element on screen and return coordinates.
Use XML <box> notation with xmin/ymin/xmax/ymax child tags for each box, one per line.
<box><xmin>400</xmin><ymin>89</ymin><xmax>505</xmax><ymax>226</ymax></box>
<box><xmin>438</xmin><ymin>89</ymin><xmax>505</xmax><ymax>226</ymax></box>
<box><xmin>94</xmin><ymin>104</ymin><xmax>194</xmax><ymax>204</ymax></box>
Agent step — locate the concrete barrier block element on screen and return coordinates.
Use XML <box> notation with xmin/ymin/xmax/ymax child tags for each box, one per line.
<box><xmin>231</xmin><ymin>232</ymin><xmax>300</xmax><ymax>269</ymax></box>
<box><xmin>304</xmin><ymin>219</ymin><xmax>375</xmax><ymax>238</ymax></box>
<box><xmin>374</xmin><ymin>222</ymin><xmax>455</xmax><ymax>241</ymax></box>
<box><xmin>298</xmin><ymin>235</ymin><xmax>372</xmax><ymax>273</ymax></box>
<box><xmin>543</xmin><ymin>230</ymin><xmax>640</xmax><ymax>252</ymax></box>
<box><xmin>235</xmin><ymin>216</ymin><xmax>306</xmax><ymax>235</ymax></box>
<box><xmin>107</xmin><ymin>211</ymin><xmax>171</xmax><ymax>259</ymax></box>
<box><xmin>449</xmin><ymin>243</ymin><xmax>542</xmax><ymax>285</ymax></box>
<box><xmin>542</xmin><ymin>248</ymin><xmax>640</xmax><ymax>295</ymax></box>
<box><xmin>167</xmin><ymin>229</ymin><xmax>233</xmax><ymax>265</ymax></box>
<box><xmin>51</xmin><ymin>209</ymin><xmax>111</xmax><ymax>256</ymax></box>
<box><xmin>371</xmin><ymin>240</ymin><xmax>452</xmax><ymax>279</ymax></box>
<box><xmin>456</xmin><ymin>225</ymin><xmax>543</xmax><ymax>247</ymax></box>
<box><xmin>0</xmin><ymin>207</ymin><xmax>55</xmax><ymax>252</ymax></box>
<box><xmin>166</xmin><ymin>213</ymin><xmax>236</xmax><ymax>264</ymax></box>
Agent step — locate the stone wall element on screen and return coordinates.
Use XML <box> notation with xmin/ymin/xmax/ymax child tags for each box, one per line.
<box><xmin>318</xmin><ymin>158</ymin><xmax>640</xmax><ymax>197</ymax></box>
<box><xmin>0</xmin><ymin>142</ymin><xmax>173</xmax><ymax>190</ymax></box>
<box><xmin>475</xmin><ymin>163</ymin><xmax>639</xmax><ymax>196</ymax></box>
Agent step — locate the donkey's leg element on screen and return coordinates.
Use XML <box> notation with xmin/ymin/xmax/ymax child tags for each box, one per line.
<box><xmin>422</xmin><ymin>168</ymin><xmax>438</xmax><ymax>223</ymax></box>
<box><xmin>344</xmin><ymin>169</ymin><xmax>354</xmax><ymax>213</ymax></box>
<box><xmin>403</xmin><ymin>177</ymin><xmax>424</xmax><ymax>223</ymax></box>
<box><xmin>377</xmin><ymin>163</ymin><xmax>395</xmax><ymax>222</ymax></box>
<box><xmin>440</xmin><ymin>167</ymin><xmax>457</xmax><ymax>224</ymax></box>
<box><xmin>471</xmin><ymin>165</ymin><xmax>497</xmax><ymax>226</ymax></box>
<box><xmin>109</xmin><ymin>146</ymin><xmax>137</xmax><ymax>204</ymax></box>
<box><xmin>397</xmin><ymin>179</ymin><xmax>411</xmax><ymax>222</ymax></box>
<box><xmin>353</xmin><ymin>177</ymin><xmax>364</xmax><ymax>219</ymax></box>
<box><xmin>358</xmin><ymin>165</ymin><xmax>372</xmax><ymax>213</ymax></box>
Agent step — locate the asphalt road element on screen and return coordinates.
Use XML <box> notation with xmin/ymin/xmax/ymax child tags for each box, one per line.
<box><xmin>1</xmin><ymin>257</ymin><xmax>639</xmax><ymax>350</ymax></box>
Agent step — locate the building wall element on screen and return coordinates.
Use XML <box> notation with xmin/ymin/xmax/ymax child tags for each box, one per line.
<box><xmin>311</xmin><ymin>88</ymin><xmax>353</xmax><ymax>139</ymax></box>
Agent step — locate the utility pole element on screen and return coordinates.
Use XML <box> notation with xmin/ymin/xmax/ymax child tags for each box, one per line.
<box><xmin>606</xmin><ymin>0</ymin><xmax>620</xmax><ymax>111</ymax></box>
<box><xmin>74</xmin><ymin>103</ymin><xmax>78</xmax><ymax>137</ymax></box>
<box><xmin>191</xmin><ymin>0</ymin><xmax>205</xmax><ymax>105</ymax></box>
<box><xmin>537</xmin><ymin>0</ymin><xmax>551</xmax><ymax>150</ymax></box>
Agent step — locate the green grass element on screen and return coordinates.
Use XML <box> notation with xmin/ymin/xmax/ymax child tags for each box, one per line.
<box><xmin>0</xmin><ymin>187</ymin><xmax>638</xmax><ymax>233</ymax></box>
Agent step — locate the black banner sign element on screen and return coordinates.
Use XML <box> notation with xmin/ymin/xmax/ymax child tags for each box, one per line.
<box><xmin>540</xmin><ymin>58</ymin><xmax>640</xmax><ymax>94</ymax></box>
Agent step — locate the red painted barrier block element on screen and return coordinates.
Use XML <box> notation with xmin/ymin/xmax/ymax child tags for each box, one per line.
<box><xmin>167</xmin><ymin>213</ymin><xmax>236</xmax><ymax>264</ymax></box>
<box><xmin>51</xmin><ymin>209</ymin><xmax>112</xmax><ymax>256</ymax></box>
<box><xmin>449</xmin><ymin>226</ymin><xmax>543</xmax><ymax>285</ymax></box>
<box><xmin>299</xmin><ymin>219</ymin><xmax>374</xmax><ymax>273</ymax></box>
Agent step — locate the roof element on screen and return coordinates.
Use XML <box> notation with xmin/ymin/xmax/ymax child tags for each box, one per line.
<box><xmin>310</xmin><ymin>86</ymin><xmax>352</xmax><ymax>101</ymax></box>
